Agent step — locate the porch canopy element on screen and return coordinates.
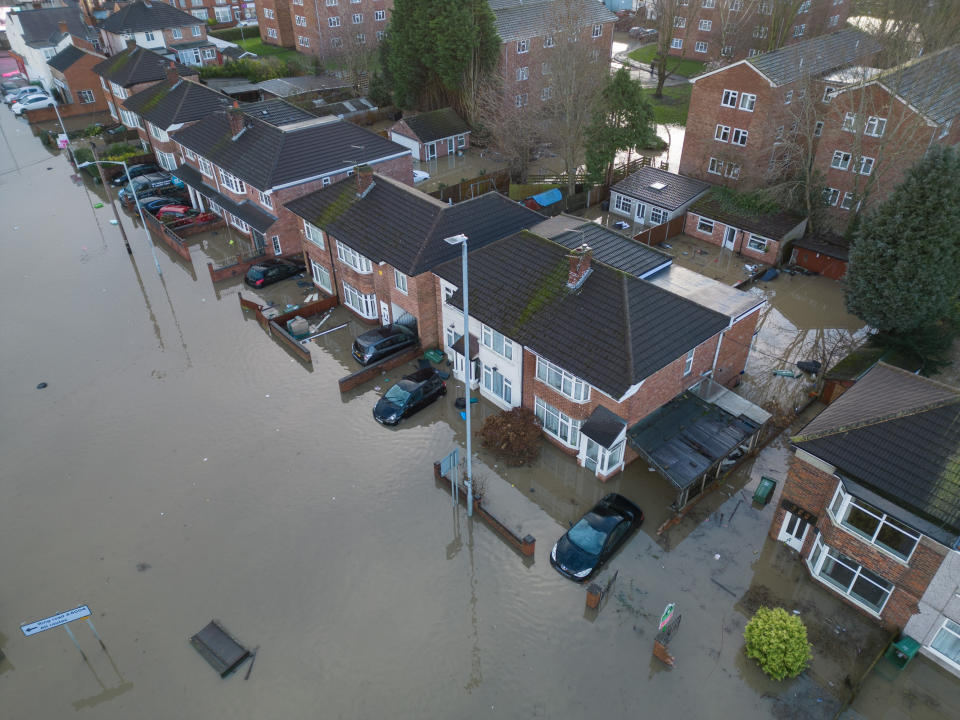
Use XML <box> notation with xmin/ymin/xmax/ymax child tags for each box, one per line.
<box><xmin>627</xmin><ymin>380</ymin><xmax>770</xmax><ymax>501</ymax></box>
<box><xmin>451</xmin><ymin>333</ymin><xmax>480</xmax><ymax>360</ymax></box>
<box><xmin>581</xmin><ymin>405</ymin><xmax>627</xmax><ymax>449</ymax></box>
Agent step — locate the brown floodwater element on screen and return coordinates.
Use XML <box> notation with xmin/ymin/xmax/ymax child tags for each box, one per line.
<box><xmin>1</xmin><ymin>103</ymin><xmax>955</xmax><ymax>719</ymax></box>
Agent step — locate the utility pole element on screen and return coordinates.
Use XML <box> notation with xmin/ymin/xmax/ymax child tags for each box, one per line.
<box><xmin>89</xmin><ymin>143</ymin><xmax>132</xmax><ymax>255</ymax></box>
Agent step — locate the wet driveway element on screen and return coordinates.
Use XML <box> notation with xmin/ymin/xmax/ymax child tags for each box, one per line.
<box><xmin>0</xmin><ymin>101</ymin><xmax>954</xmax><ymax>719</ymax></box>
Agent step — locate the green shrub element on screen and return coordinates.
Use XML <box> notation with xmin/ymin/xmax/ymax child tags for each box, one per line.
<box><xmin>744</xmin><ymin>607</ymin><xmax>812</xmax><ymax>681</ymax></box>
<box><xmin>210</xmin><ymin>25</ymin><xmax>259</xmax><ymax>43</ymax></box>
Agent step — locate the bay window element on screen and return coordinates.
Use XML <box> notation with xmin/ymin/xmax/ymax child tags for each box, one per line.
<box><xmin>534</xmin><ymin>397</ymin><xmax>581</xmax><ymax>447</ymax></box>
<box><xmin>311</xmin><ymin>260</ymin><xmax>332</xmax><ymax>292</ymax></box>
<box><xmin>807</xmin><ymin>535</ymin><xmax>893</xmax><ymax>614</ymax></box>
<box><xmin>342</xmin><ymin>281</ymin><xmax>377</xmax><ymax>318</ymax></box>
<box><xmin>535</xmin><ymin>357</ymin><xmax>589</xmax><ymax>402</ymax></box>
<box><xmin>828</xmin><ymin>484</ymin><xmax>920</xmax><ymax>561</ymax></box>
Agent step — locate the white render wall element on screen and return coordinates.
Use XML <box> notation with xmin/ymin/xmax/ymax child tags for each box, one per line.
<box><xmin>904</xmin><ymin>549</ymin><xmax>960</xmax><ymax>677</ymax></box>
<box><xmin>609</xmin><ymin>188</ymin><xmax>710</xmax><ymax>227</ymax></box>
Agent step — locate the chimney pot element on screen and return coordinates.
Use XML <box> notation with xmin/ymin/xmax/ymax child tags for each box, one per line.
<box><xmin>165</xmin><ymin>61</ymin><xmax>180</xmax><ymax>84</ymax></box>
<box><xmin>567</xmin><ymin>243</ymin><xmax>593</xmax><ymax>290</ymax></box>
<box><xmin>355</xmin><ymin>164</ymin><xmax>375</xmax><ymax>197</ymax></box>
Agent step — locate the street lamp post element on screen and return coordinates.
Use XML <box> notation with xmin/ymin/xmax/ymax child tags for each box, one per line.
<box><xmin>76</xmin><ymin>146</ymin><xmax>162</xmax><ymax>275</ymax></box>
<box><xmin>443</xmin><ymin>233</ymin><xmax>473</xmax><ymax>517</ymax></box>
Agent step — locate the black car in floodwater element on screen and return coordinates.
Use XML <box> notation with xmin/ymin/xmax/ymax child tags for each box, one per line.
<box><xmin>372</xmin><ymin>368</ymin><xmax>446</xmax><ymax>425</ymax></box>
<box><xmin>243</xmin><ymin>258</ymin><xmax>306</xmax><ymax>288</ymax></box>
<box><xmin>351</xmin><ymin>324</ymin><xmax>416</xmax><ymax>366</ymax></box>
<box><xmin>550</xmin><ymin>493</ymin><xmax>643</xmax><ymax>581</ymax></box>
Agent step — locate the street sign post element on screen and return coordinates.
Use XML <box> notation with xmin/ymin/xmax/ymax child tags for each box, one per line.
<box><xmin>658</xmin><ymin>603</ymin><xmax>676</xmax><ymax>631</ymax></box>
<box><xmin>20</xmin><ymin>605</ymin><xmax>90</xmax><ymax>636</ymax></box>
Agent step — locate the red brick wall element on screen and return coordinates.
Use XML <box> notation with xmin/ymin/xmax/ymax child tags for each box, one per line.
<box><xmin>771</xmin><ymin>452</ymin><xmax>949</xmax><ymax>628</ymax></box>
<box><xmin>52</xmin><ymin>53</ymin><xmax>109</xmax><ymax>115</ymax></box>
<box><xmin>259</xmin><ymin>0</ymin><xmax>391</xmax><ymax>56</ymax></box>
<box><xmin>389</xmin><ymin>118</ymin><xmax>469</xmax><ymax>162</ymax></box>
<box><xmin>715</xmin><ymin>309</ymin><xmax>759</xmax><ymax>388</ymax></box>
<box><xmin>258</xmin><ymin>0</ymin><xmax>296</xmax><ymax>47</ymax></box>
<box><xmin>683</xmin><ymin>211</ymin><xmax>780</xmax><ymax>265</ymax></box>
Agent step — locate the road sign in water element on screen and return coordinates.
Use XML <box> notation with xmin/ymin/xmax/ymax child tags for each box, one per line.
<box><xmin>20</xmin><ymin>605</ymin><xmax>91</xmax><ymax>637</ymax></box>
<box><xmin>658</xmin><ymin>603</ymin><xmax>676</xmax><ymax>631</ymax></box>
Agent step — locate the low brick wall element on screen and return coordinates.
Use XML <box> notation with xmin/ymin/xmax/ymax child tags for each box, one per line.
<box><xmin>143</xmin><ymin>211</ymin><xmax>191</xmax><ymax>262</ymax></box>
<box><xmin>433</xmin><ymin>461</ymin><xmax>535</xmax><ymax>557</ymax></box>
<box><xmin>208</xmin><ymin>253</ymin><xmax>268</xmax><ymax>283</ymax></box>
<box><xmin>338</xmin><ymin>345</ymin><xmax>423</xmax><ymax>392</ymax></box>
<box><xmin>239</xmin><ymin>294</ymin><xmax>341</xmax><ymax>364</ymax></box>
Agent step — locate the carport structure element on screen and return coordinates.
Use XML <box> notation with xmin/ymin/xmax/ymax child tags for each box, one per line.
<box><xmin>627</xmin><ymin>378</ymin><xmax>770</xmax><ymax>509</ymax></box>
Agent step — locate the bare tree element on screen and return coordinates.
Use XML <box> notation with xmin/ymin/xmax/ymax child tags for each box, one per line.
<box><xmin>649</xmin><ymin>0</ymin><xmax>704</xmax><ymax>97</ymax></box>
<box><xmin>713</xmin><ymin>0</ymin><xmax>761</xmax><ymax>64</ymax></box>
<box><xmin>474</xmin><ymin>76</ymin><xmax>542</xmax><ymax>183</ymax></box>
<box><xmin>542</xmin><ymin>0</ymin><xmax>608</xmax><ymax>202</ymax></box>
<box><xmin>327</xmin><ymin>35</ymin><xmax>380</xmax><ymax>94</ymax></box>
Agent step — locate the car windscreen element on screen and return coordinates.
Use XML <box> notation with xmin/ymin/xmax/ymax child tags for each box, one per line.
<box><xmin>247</xmin><ymin>266</ymin><xmax>266</xmax><ymax>279</ymax></box>
<box><xmin>566</xmin><ymin>517</ymin><xmax>607</xmax><ymax>555</ymax></box>
<box><xmin>383</xmin><ymin>384</ymin><xmax>412</xmax><ymax>405</ymax></box>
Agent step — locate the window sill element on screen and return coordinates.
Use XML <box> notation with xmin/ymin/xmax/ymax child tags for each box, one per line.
<box><xmin>826</xmin><ymin>512</ymin><xmax>914</xmax><ymax>567</ymax></box>
<box><xmin>535</xmin><ymin>379</ymin><xmax>590</xmax><ymax>404</ymax></box>
<box><xmin>806</xmin><ymin>559</ymin><xmax>887</xmax><ymax>617</ymax></box>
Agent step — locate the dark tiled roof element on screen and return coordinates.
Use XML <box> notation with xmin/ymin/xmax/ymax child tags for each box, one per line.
<box><xmin>93</xmin><ymin>46</ymin><xmax>196</xmax><ymax>87</ymax></box>
<box><xmin>581</xmin><ymin>405</ymin><xmax>626</xmax><ymax>448</ymax></box>
<box><xmin>434</xmin><ymin>231</ymin><xmax>729</xmax><ymax>397</ymax></box>
<box><xmin>14</xmin><ymin>6</ymin><xmax>95</xmax><ymax>47</ymax></box>
<box><xmin>172</xmin><ymin>112</ymin><xmax>409</xmax><ymax>190</ymax></box>
<box><xmin>240</xmin><ymin>99</ymin><xmax>316</xmax><ymax>127</ymax></box>
<box><xmin>285</xmin><ymin>175</ymin><xmax>544</xmax><ymax>276</ymax></box>
<box><xmin>536</xmin><ymin>220</ymin><xmax>672</xmax><ymax>279</ymax></box>
<box><xmin>123</xmin><ymin>77</ymin><xmax>230</xmax><ymax>129</ymax></box>
<box><xmin>99</xmin><ymin>0</ymin><xmax>202</xmax><ymax>33</ymax></box>
<box><xmin>611</xmin><ymin>167</ymin><xmax>711</xmax><ymax>212</ymax></box>
<box><xmin>793</xmin><ymin>363</ymin><xmax>960</xmax><ymax>544</ymax></box>
<box><xmin>689</xmin><ymin>193</ymin><xmax>805</xmax><ymax>241</ymax></box>
<box><xmin>173</xmin><ymin>164</ymin><xmax>278</xmax><ymax>232</ymax></box>
<box><xmin>167</xmin><ymin>39</ymin><xmax>215</xmax><ymax>50</ymax></box>
<box><xmin>490</xmin><ymin>0</ymin><xmax>617</xmax><ymax>42</ymax></box>
<box><xmin>47</xmin><ymin>44</ymin><xmax>90</xmax><ymax>72</ymax></box>
<box><xmin>875</xmin><ymin>46</ymin><xmax>960</xmax><ymax>125</ymax></box>
<box><xmin>747</xmin><ymin>28</ymin><xmax>881</xmax><ymax>87</ymax></box>
<box><xmin>398</xmin><ymin>108</ymin><xmax>470</xmax><ymax>143</ymax></box>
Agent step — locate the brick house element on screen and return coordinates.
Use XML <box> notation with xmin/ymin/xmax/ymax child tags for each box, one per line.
<box><xmin>170</xmin><ymin>106</ymin><xmax>412</xmax><ymax>257</ymax></box>
<box><xmin>609</xmin><ymin>166</ymin><xmax>710</xmax><ymax>228</ymax></box>
<box><xmin>121</xmin><ymin>70</ymin><xmax>231</xmax><ymax>170</ymax></box>
<box><xmin>433</xmin><ymin>222</ymin><xmax>767</xmax><ymax>490</ymax></box>
<box><xmin>98</xmin><ymin>0</ymin><xmax>221</xmax><ymax>66</ymax></box>
<box><xmin>490</xmin><ymin>0</ymin><xmax>617</xmax><ymax>111</ymax></box>
<box><xmin>6</xmin><ymin>7</ymin><xmax>100</xmax><ymax>90</ymax></box>
<box><xmin>93</xmin><ymin>44</ymin><xmax>198</xmax><ymax>129</ymax></box>
<box><xmin>678</xmin><ymin>27</ymin><xmax>879</xmax><ymax>189</ymax></box>
<box><xmin>164</xmin><ymin>0</ymin><xmax>255</xmax><ymax>26</ymax></box>
<box><xmin>769</xmin><ymin>363</ymin><xmax>960</xmax><ymax>629</ymax></box>
<box><xmin>811</xmin><ymin>46</ymin><xmax>960</xmax><ymax>232</ymax></box>
<box><xmin>388</xmin><ymin>108</ymin><xmax>471</xmax><ymax>162</ymax></box>
<box><xmin>655</xmin><ymin>0</ymin><xmax>851</xmax><ymax>64</ymax></box>
<box><xmin>284</xmin><ymin>171</ymin><xmax>544</xmax><ymax>345</ymax></box>
<box><xmin>257</xmin><ymin>0</ymin><xmax>390</xmax><ymax>55</ymax></box>
<box><xmin>904</xmin><ymin>550</ymin><xmax>960</xmax><ymax>678</ymax></box>
<box><xmin>46</xmin><ymin>44</ymin><xmax>109</xmax><ymax>117</ymax></box>
<box><xmin>684</xmin><ymin>191</ymin><xmax>806</xmax><ymax>266</ymax></box>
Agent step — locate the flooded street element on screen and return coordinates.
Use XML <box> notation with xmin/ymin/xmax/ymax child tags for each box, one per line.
<box><xmin>0</xmin><ymin>103</ymin><xmax>955</xmax><ymax>719</ymax></box>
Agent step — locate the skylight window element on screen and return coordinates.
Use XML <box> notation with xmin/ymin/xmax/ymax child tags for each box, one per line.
<box><xmin>649</xmin><ymin>181</ymin><xmax>667</xmax><ymax>190</ymax></box>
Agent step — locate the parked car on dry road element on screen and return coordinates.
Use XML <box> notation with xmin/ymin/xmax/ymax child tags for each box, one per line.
<box><xmin>550</xmin><ymin>493</ymin><xmax>643</xmax><ymax>581</ymax></box>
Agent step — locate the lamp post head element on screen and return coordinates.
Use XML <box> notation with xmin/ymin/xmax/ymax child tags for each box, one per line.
<box><xmin>443</xmin><ymin>233</ymin><xmax>468</xmax><ymax>246</ymax></box>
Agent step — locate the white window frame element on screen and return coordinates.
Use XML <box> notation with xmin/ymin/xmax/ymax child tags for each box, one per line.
<box><xmin>119</xmin><ymin>108</ymin><xmax>142</xmax><ymax>129</ymax></box>
<box><xmin>336</xmin><ymin>240</ymin><xmax>372</xmax><ymax>273</ymax></box>
<box><xmin>814</xmin><ymin>120</ymin><xmax>824</xmax><ymax>137</ymax></box>
<box><xmin>732</xmin><ymin>128</ymin><xmax>748</xmax><ymax>146</ymax></box>
<box><xmin>696</xmin><ymin>217</ymin><xmax>714</xmax><ymax>234</ymax></box>
<box><xmin>517</xmin><ymin>39</ymin><xmax>529</xmax><ymax>54</ymax></box>
<box><xmin>671</xmin><ymin>38</ymin><xmax>683</xmax><ymax>49</ymax></box>
<box><xmin>110</xmin><ymin>81</ymin><xmax>127</xmax><ymax>100</ymax></box>
<box><xmin>326</xmin><ymin>0</ymin><xmax>337</xmax><ymax>5</ymax></box>
<box><xmin>544</xmin><ymin>35</ymin><xmax>555</xmax><ymax>48</ymax></box>
<box><xmin>650</xmin><ymin>207</ymin><xmax>669</xmax><ymax>225</ymax></box>
<box><xmin>295</xmin><ymin>14</ymin><xmax>307</xmax><ymax>26</ymax></box>
<box><xmin>214</xmin><ymin>6</ymin><xmax>232</xmax><ymax>22</ymax></box>
<box><xmin>482</xmin><ymin>365</ymin><xmax>513</xmax><ymax>405</ymax></box>
<box><xmin>592</xmin><ymin>24</ymin><xmax>602</xmax><ymax>38</ymax></box>
<box><xmin>842</xmin><ymin>112</ymin><xmax>857</xmax><ymax>132</ymax></box>
<box><xmin>683</xmin><ymin>348</ymin><xmax>695</xmax><ymax>375</ymax></box>
<box><xmin>828</xmin><ymin>483</ymin><xmax>920</xmax><ymax>562</ymax></box>
<box><xmin>271</xmin><ymin>236</ymin><xmax>282</xmax><ymax>256</ymax></box>
<box><xmin>311</xmin><ymin>260</ymin><xmax>332</xmax><ymax>293</ymax></box>
<box><xmin>218</xmin><ymin>168</ymin><xmax>246</xmax><ymax>194</ymax></box>
<box><xmin>721</xmin><ymin>89</ymin><xmax>738</xmax><ymax>108</ymax></box>
<box><xmin>157</xmin><ymin>150</ymin><xmax>177</xmax><ymax>171</ymax></box>
<box><xmin>172</xmin><ymin>27</ymin><xmax>183</xmax><ymax>39</ymax></box>
<box><xmin>256</xmin><ymin>190</ymin><xmax>272</xmax><ymax>209</ymax></box>
<box><xmin>481</xmin><ymin>324</ymin><xmax>514</xmax><ymax>360</ymax></box>
<box><xmin>202</xmin><ymin>48</ymin><xmax>216</xmax><ymax>60</ymax></box>
<box><xmin>721</xmin><ymin>45</ymin><xmax>733</xmax><ymax>57</ymax></box>
<box><xmin>198</xmin><ymin>156</ymin><xmax>213</xmax><ymax>177</ymax></box>
<box><xmin>674</xmin><ymin>17</ymin><xmax>686</xmax><ymax>29</ymax></box>
<box><xmin>192</xmin><ymin>25</ymin><xmax>202</xmax><ymax>37</ymax></box>
<box><xmin>534</xmin><ymin>396</ymin><xmax>581</xmax><ymax>448</ymax></box>
<box><xmin>266</xmin><ymin>27</ymin><xmax>278</xmax><ymax>38</ymax></box>
<box><xmin>375</xmin><ymin>9</ymin><xmax>385</xmax><ymax>20</ymax></box>
<box><xmin>535</xmin><ymin>357</ymin><xmax>589</xmax><ymax>402</ymax></box>
<box><xmin>724</xmin><ymin>163</ymin><xmax>741</xmax><ymax>180</ymax></box>
<box><xmin>708</xmin><ymin>157</ymin><xmax>723</xmax><ymax>175</ymax></box>
<box><xmin>695</xmin><ymin>41</ymin><xmax>707</xmax><ymax>53</ymax></box>
<box><xmin>702</xmin><ymin>0</ymin><xmax>716</xmax><ymax>7</ymax></box>
<box><xmin>865</xmin><ymin>116</ymin><xmax>886</xmax><ymax>137</ymax></box>
<box><xmin>823</xmin><ymin>187</ymin><xmax>840</xmax><ymax>206</ymax></box>
<box><xmin>715</xmin><ymin>124</ymin><xmax>730</xmax><ymax>142</ymax></box>
<box><xmin>831</xmin><ymin>150</ymin><xmax>851</xmax><ymax>170</ymax></box>
<box><xmin>78</xmin><ymin>89</ymin><xmax>96</xmax><ymax>104</ymax></box>
<box><xmin>784</xmin><ymin>90</ymin><xmax>793</xmax><ymax>105</ymax></box>
<box><xmin>516</xmin><ymin>66</ymin><xmax>529</xmax><ymax>81</ymax></box>
<box><xmin>352</xmin><ymin>13</ymin><xmax>362</xmax><ymax>23</ymax></box>
<box><xmin>541</xmin><ymin>86</ymin><xmax>553</xmax><ymax>101</ymax></box>
<box><xmin>747</xmin><ymin>235</ymin><xmax>767</xmax><ymax>252</ymax></box>
<box><xmin>739</xmin><ymin>93</ymin><xmax>756</xmax><ymax>111</ymax></box>
<box><xmin>264</xmin><ymin>8</ymin><xmax>275</xmax><ymax>18</ymax></box>
<box><xmin>298</xmin><ymin>36</ymin><xmax>310</xmax><ymax>47</ymax></box>
<box><xmin>394</xmin><ymin>269</ymin><xmax>408</xmax><ymax>294</ymax></box>
<box><xmin>856</xmin><ymin>156</ymin><xmax>874</xmax><ymax>175</ymax></box>
<box><xmin>699</xmin><ymin>19</ymin><xmax>711</xmax><ymax>31</ymax></box>
<box><xmin>807</xmin><ymin>535</ymin><xmax>894</xmax><ymax>615</ymax></box>
<box><xmin>515</xmin><ymin>93</ymin><xmax>528</xmax><ymax>107</ymax></box>
<box><xmin>840</xmin><ymin>192</ymin><xmax>855</xmax><ymax>210</ymax></box>
<box><xmin>614</xmin><ymin>194</ymin><xmax>632</xmax><ymax>214</ymax></box>
<box><xmin>329</xmin><ymin>16</ymin><xmax>341</xmax><ymax>27</ymax></box>
<box><xmin>230</xmin><ymin>214</ymin><xmax>250</xmax><ymax>233</ymax></box>
<box><xmin>822</xmin><ymin>86</ymin><xmax>836</xmax><ymax>102</ymax></box>
<box><xmin>342</xmin><ymin>281</ymin><xmax>377</xmax><ymax>319</ymax></box>
<box><xmin>930</xmin><ymin>619</ymin><xmax>960</xmax><ymax>668</ymax></box>
<box><xmin>303</xmin><ymin>221</ymin><xmax>325</xmax><ymax>248</ymax></box>
<box><xmin>828</xmin><ymin>14</ymin><xmax>839</xmax><ymax>26</ymax></box>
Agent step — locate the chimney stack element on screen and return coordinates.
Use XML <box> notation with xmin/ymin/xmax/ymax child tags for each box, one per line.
<box><xmin>126</xmin><ymin>38</ymin><xmax>138</xmax><ymax>52</ymax></box>
<box><xmin>165</xmin><ymin>61</ymin><xmax>180</xmax><ymax>85</ymax></box>
<box><xmin>57</xmin><ymin>20</ymin><xmax>68</xmax><ymax>35</ymax></box>
<box><xmin>228</xmin><ymin>102</ymin><xmax>245</xmax><ymax>138</ymax></box>
<box><xmin>566</xmin><ymin>244</ymin><xmax>593</xmax><ymax>290</ymax></box>
<box><xmin>355</xmin><ymin>164</ymin><xmax>375</xmax><ymax>197</ymax></box>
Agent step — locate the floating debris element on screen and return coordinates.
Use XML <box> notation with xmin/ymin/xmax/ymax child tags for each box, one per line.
<box><xmin>36</xmin><ymin>382</ymin><xmax>48</xmax><ymax>389</ymax></box>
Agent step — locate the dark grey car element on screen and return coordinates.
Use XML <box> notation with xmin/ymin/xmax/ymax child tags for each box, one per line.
<box><xmin>351</xmin><ymin>324</ymin><xmax>416</xmax><ymax>366</ymax></box>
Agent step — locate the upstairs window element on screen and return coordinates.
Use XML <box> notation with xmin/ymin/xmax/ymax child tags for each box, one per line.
<box><xmin>699</xmin><ymin>19</ymin><xmax>712</xmax><ymax>31</ymax></box>
<box><xmin>739</xmin><ymin>93</ymin><xmax>756</xmax><ymax>111</ymax></box>
<box><xmin>517</xmin><ymin>39</ymin><xmax>529</xmax><ymax>54</ymax></box>
<box><xmin>831</xmin><ymin>150</ymin><xmax>851</xmax><ymax>170</ymax></box>
<box><xmin>865</xmin><ymin>116</ymin><xmax>886</xmax><ymax>137</ymax></box>
<box><xmin>732</xmin><ymin>128</ymin><xmax>748</xmax><ymax>145</ymax></box>
<box><xmin>482</xmin><ymin>324</ymin><xmax>514</xmax><ymax>360</ymax></box>
<box><xmin>336</xmin><ymin>240</ymin><xmax>372</xmax><ymax>273</ymax></box>
<box><xmin>258</xmin><ymin>190</ymin><xmax>272</xmax><ymax>209</ymax></box>
<box><xmin>535</xmin><ymin>357</ymin><xmax>589</xmax><ymax>402</ymax></box>
<box><xmin>218</xmin><ymin>169</ymin><xmax>246</xmax><ymax>194</ymax></box>
<box><xmin>303</xmin><ymin>221</ymin><xmax>325</xmax><ymax>248</ymax></box>
<box><xmin>721</xmin><ymin>89</ymin><xmax>738</xmax><ymax>108</ymax></box>
<box><xmin>829</xmin><ymin>483</ymin><xmax>921</xmax><ymax>561</ymax></box>
<box><xmin>329</xmin><ymin>16</ymin><xmax>341</xmax><ymax>27</ymax></box>
<box><xmin>592</xmin><ymin>24</ymin><xmax>602</xmax><ymax>38</ymax></box>
<box><xmin>394</xmin><ymin>269</ymin><xmax>408</xmax><ymax>294</ymax></box>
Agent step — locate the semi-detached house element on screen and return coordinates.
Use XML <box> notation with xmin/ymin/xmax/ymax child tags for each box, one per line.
<box><xmin>170</xmin><ymin>107</ymin><xmax>413</xmax><ymax>257</ymax></box>
<box><xmin>679</xmin><ymin>28</ymin><xmax>880</xmax><ymax>189</ymax></box>
<box><xmin>771</xmin><ymin>363</ymin><xmax>960</xmax><ymax>668</ymax></box>
<box><xmin>6</xmin><ymin>6</ymin><xmax>100</xmax><ymax>91</ymax></box>
<box><xmin>97</xmin><ymin>0</ymin><xmax>221</xmax><ymax>66</ymax></box>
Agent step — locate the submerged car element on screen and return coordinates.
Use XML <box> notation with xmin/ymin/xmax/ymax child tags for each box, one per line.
<box><xmin>243</xmin><ymin>257</ymin><xmax>306</xmax><ymax>288</ymax></box>
<box><xmin>550</xmin><ymin>493</ymin><xmax>643</xmax><ymax>581</ymax></box>
<box><xmin>139</xmin><ymin>194</ymin><xmax>190</xmax><ymax>213</ymax></box>
<box><xmin>373</xmin><ymin>368</ymin><xmax>446</xmax><ymax>425</ymax></box>
<box><xmin>118</xmin><ymin>172</ymin><xmax>182</xmax><ymax>203</ymax></box>
<box><xmin>111</xmin><ymin>163</ymin><xmax>160</xmax><ymax>187</ymax></box>
<box><xmin>351</xmin><ymin>324</ymin><xmax>416</xmax><ymax>365</ymax></box>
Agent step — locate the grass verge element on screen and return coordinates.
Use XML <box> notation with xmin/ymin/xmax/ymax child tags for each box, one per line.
<box><xmin>628</xmin><ymin>44</ymin><xmax>707</xmax><ymax>78</ymax></box>
<box><xmin>646</xmin><ymin>84</ymin><xmax>692</xmax><ymax>126</ymax></box>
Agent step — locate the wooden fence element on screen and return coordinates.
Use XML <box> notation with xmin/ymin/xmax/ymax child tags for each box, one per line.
<box><xmin>239</xmin><ymin>293</ymin><xmax>341</xmax><ymax>364</ymax></box>
<box><xmin>633</xmin><ymin>215</ymin><xmax>685</xmax><ymax>246</ymax></box>
<box><xmin>428</xmin><ymin>169</ymin><xmax>510</xmax><ymax>204</ymax></box>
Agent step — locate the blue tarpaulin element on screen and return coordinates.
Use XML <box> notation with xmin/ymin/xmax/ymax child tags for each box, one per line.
<box><xmin>528</xmin><ymin>188</ymin><xmax>562</xmax><ymax>207</ymax></box>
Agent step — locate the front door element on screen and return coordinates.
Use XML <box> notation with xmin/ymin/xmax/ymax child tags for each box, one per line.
<box><xmin>777</xmin><ymin>512</ymin><xmax>809</xmax><ymax>552</ymax></box>
<box><xmin>425</xmin><ymin>142</ymin><xmax>437</xmax><ymax>160</ymax></box>
<box><xmin>634</xmin><ymin>202</ymin><xmax>647</xmax><ymax>224</ymax></box>
<box><xmin>447</xmin><ymin>137</ymin><xmax>455</xmax><ymax>154</ymax></box>
<box><xmin>380</xmin><ymin>301</ymin><xmax>391</xmax><ymax>326</ymax></box>
<box><xmin>252</xmin><ymin>229</ymin><xmax>266</xmax><ymax>255</ymax></box>
<box><xmin>584</xmin><ymin>438</ymin><xmax>600</xmax><ymax>473</ymax></box>
<box><xmin>722</xmin><ymin>226</ymin><xmax>737</xmax><ymax>251</ymax></box>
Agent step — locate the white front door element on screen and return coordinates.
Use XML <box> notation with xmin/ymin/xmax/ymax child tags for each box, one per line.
<box><xmin>447</xmin><ymin>137</ymin><xmax>455</xmax><ymax>154</ymax></box>
<box><xmin>584</xmin><ymin>438</ymin><xmax>600</xmax><ymax>473</ymax></box>
<box><xmin>425</xmin><ymin>142</ymin><xmax>437</xmax><ymax>160</ymax></box>
<box><xmin>722</xmin><ymin>226</ymin><xmax>737</xmax><ymax>250</ymax></box>
<box><xmin>634</xmin><ymin>202</ymin><xmax>647</xmax><ymax>224</ymax></box>
<box><xmin>777</xmin><ymin>512</ymin><xmax>809</xmax><ymax>552</ymax></box>
<box><xmin>380</xmin><ymin>301</ymin><xmax>391</xmax><ymax>326</ymax></box>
